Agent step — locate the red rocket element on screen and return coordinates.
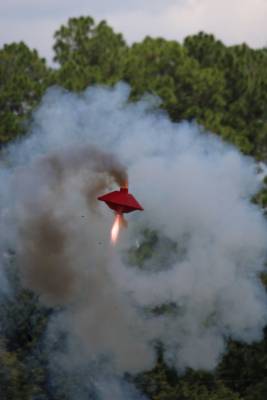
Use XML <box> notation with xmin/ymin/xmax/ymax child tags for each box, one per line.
<box><xmin>98</xmin><ymin>187</ymin><xmax>143</xmax><ymax>243</ymax></box>
<box><xmin>98</xmin><ymin>187</ymin><xmax>143</xmax><ymax>214</ymax></box>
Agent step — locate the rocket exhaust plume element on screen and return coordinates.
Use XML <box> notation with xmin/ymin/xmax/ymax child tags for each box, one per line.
<box><xmin>110</xmin><ymin>212</ymin><xmax>128</xmax><ymax>244</ymax></box>
<box><xmin>111</xmin><ymin>213</ymin><xmax>121</xmax><ymax>244</ymax></box>
<box><xmin>1</xmin><ymin>83</ymin><xmax>267</xmax><ymax>399</ymax></box>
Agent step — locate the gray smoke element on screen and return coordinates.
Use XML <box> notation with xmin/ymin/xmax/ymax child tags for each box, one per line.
<box><xmin>13</xmin><ymin>145</ymin><xmax>127</xmax><ymax>305</ymax></box>
<box><xmin>0</xmin><ymin>83</ymin><xmax>267</xmax><ymax>398</ymax></box>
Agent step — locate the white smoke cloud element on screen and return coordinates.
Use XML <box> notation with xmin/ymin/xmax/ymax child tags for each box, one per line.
<box><xmin>1</xmin><ymin>82</ymin><xmax>267</xmax><ymax>397</ymax></box>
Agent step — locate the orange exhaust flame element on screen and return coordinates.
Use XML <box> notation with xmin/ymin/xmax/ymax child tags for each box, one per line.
<box><xmin>111</xmin><ymin>214</ymin><xmax>122</xmax><ymax>244</ymax></box>
<box><xmin>110</xmin><ymin>213</ymin><xmax>128</xmax><ymax>244</ymax></box>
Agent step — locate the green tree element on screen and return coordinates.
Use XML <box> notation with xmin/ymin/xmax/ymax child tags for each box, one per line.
<box><xmin>136</xmin><ymin>360</ymin><xmax>241</xmax><ymax>400</ymax></box>
<box><xmin>0</xmin><ymin>338</ymin><xmax>29</xmax><ymax>400</ymax></box>
<box><xmin>0</xmin><ymin>42</ymin><xmax>50</xmax><ymax>145</ymax></box>
<box><xmin>53</xmin><ymin>16</ymin><xmax>127</xmax><ymax>90</ymax></box>
<box><xmin>0</xmin><ymin>255</ymin><xmax>53</xmax><ymax>400</ymax></box>
<box><xmin>216</xmin><ymin>335</ymin><xmax>267</xmax><ymax>399</ymax></box>
<box><xmin>123</xmin><ymin>36</ymin><xmax>226</xmax><ymax>126</ymax></box>
<box><xmin>184</xmin><ymin>33</ymin><xmax>267</xmax><ymax>156</ymax></box>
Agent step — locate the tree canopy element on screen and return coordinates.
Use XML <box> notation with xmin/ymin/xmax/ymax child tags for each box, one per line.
<box><xmin>2</xmin><ymin>20</ymin><xmax>267</xmax><ymax>158</ymax></box>
<box><xmin>53</xmin><ymin>16</ymin><xmax>127</xmax><ymax>90</ymax></box>
<box><xmin>0</xmin><ymin>42</ymin><xmax>51</xmax><ymax>145</ymax></box>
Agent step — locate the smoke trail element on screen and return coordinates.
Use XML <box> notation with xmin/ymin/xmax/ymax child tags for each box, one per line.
<box><xmin>11</xmin><ymin>145</ymin><xmax>127</xmax><ymax>306</ymax></box>
<box><xmin>0</xmin><ymin>83</ymin><xmax>267</xmax><ymax>397</ymax></box>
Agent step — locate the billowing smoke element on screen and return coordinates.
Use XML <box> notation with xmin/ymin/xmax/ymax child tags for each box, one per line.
<box><xmin>14</xmin><ymin>145</ymin><xmax>127</xmax><ymax>305</ymax></box>
<box><xmin>0</xmin><ymin>83</ymin><xmax>267</xmax><ymax>397</ymax></box>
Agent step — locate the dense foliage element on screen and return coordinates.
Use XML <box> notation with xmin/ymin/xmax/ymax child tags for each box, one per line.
<box><xmin>0</xmin><ymin>42</ymin><xmax>51</xmax><ymax>144</ymax></box>
<box><xmin>1</xmin><ymin>15</ymin><xmax>267</xmax><ymax>400</ymax></box>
